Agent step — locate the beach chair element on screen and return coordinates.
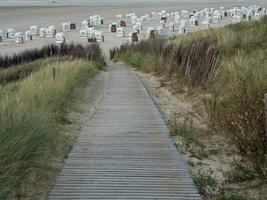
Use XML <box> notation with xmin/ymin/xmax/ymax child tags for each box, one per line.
<box><xmin>133</xmin><ymin>25</ymin><xmax>140</xmax><ymax>34</ymax></box>
<box><xmin>129</xmin><ymin>32</ymin><xmax>138</xmax><ymax>43</ymax></box>
<box><xmin>70</xmin><ymin>23</ymin><xmax>76</xmax><ymax>30</ymax></box>
<box><xmin>178</xmin><ymin>24</ymin><xmax>186</xmax><ymax>34</ymax></box>
<box><xmin>161</xmin><ymin>16</ymin><xmax>167</xmax><ymax>23</ymax></box>
<box><xmin>82</xmin><ymin>20</ymin><xmax>90</xmax><ymax>28</ymax></box>
<box><xmin>190</xmin><ymin>17</ymin><xmax>198</xmax><ymax>26</ymax></box>
<box><xmin>181</xmin><ymin>10</ymin><xmax>189</xmax><ymax>18</ymax></box>
<box><xmin>80</xmin><ymin>29</ymin><xmax>87</xmax><ymax>38</ymax></box>
<box><xmin>202</xmin><ymin>20</ymin><xmax>210</xmax><ymax>27</ymax></box>
<box><xmin>136</xmin><ymin>22</ymin><xmax>144</xmax><ymax>30</ymax></box>
<box><xmin>86</xmin><ymin>27</ymin><xmax>96</xmax><ymax>39</ymax></box>
<box><xmin>131</xmin><ymin>16</ymin><xmax>137</xmax><ymax>24</ymax></box>
<box><xmin>46</xmin><ymin>26</ymin><xmax>56</xmax><ymax>38</ymax></box>
<box><xmin>160</xmin><ymin>20</ymin><xmax>166</xmax><ymax>29</ymax></box>
<box><xmin>254</xmin><ymin>12</ymin><xmax>260</xmax><ymax>20</ymax></box>
<box><xmin>233</xmin><ymin>15</ymin><xmax>241</xmax><ymax>23</ymax></box>
<box><xmin>40</xmin><ymin>28</ymin><xmax>46</xmax><ymax>38</ymax></box>
<box><xmin>14</xmin><ymin>32</ymin><xmax>24</xmax><ymax>43</ymax></box>
<box><xmin>117</xmin><ymin>27</ymin><xmax>126</xmax><ymax>37</ymax></box>
<box><xmin>169</xmin><ymin>22</ymin><xmax>175</xmax><ymax>31</ymax></box>
<box><xmin>56</xmin><ymin>32</ymin><xmax>65</xmax><ymax>44</ymax></box>
<box><xmin>30</xmin><ymin>25</ymin><xmax>39</xmax><ymax>35</ymax></box>
<box><xmin>95</xmin><ymin>31</ymin><xmax>104</xmax><ymax>42</ymax></box>
<box><xmin>213</xmin><ymin>15</ymin><xmax>220</xmax><ymax>23</ymax></box>
<box><xmin>87</xmin><ymin>31</ymin><xmax>97</xmax><ymax>43</ymax></box>
<box><xmin>62</xmin><ymin>22</ymin><xmax>70</xmax><ymax>32</ymax></box>
<box><xmin>25</xmin><ymin>31</ymin><xmax>32</xmax><ymax>41</ymax></box>
<box><xmin>120</xmin><ymin>20</ymin><xmax>127</xmax><ymax>27</ymax></box>
<box><xmin>147</xmin><ymin>27</ymin><xmax>156</xmax><ymax>39</ymax></box>
<box><xmin>109</xmin><ymin>23</ymin><xmax>117</xmax><ymax>33</ymax></box>
<box><xmin>7</xmin><ymin>28</ymin><xmax>15</xmax><ymax>38</ymax></box>
<box><xmin>156</xmin><ymin>26</ymin><xmax>165</xmax><ymax>38</ymax></box>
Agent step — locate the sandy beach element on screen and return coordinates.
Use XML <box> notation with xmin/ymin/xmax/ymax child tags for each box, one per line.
<box><xmin>0</xmin><ymin>0</ymin><xmax>266</xmax><ymax>58</ymax></box>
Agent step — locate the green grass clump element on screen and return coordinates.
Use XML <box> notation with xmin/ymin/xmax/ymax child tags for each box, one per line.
<box><xmin>226</xmin><ymin>165</ymin><xmax>256</xmax><ymax>183</ymax></box>
<box><xmin>119</xmin><ymin>51</ymin><xmax>158</xmax><ymax>73</ymax></box>
<box><xmin>0</xmin><ymin>58</ymin><xmax>102</xmax><ymax>199</ymax></box>
<box><xmin>193</xmin><ymin>169</ymin><xmax>218</xmax><ymax>197</ymax></box>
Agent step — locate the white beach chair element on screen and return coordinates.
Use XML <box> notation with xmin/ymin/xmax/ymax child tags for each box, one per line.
<box><xmin>190</xmin><ymin>17</ymin><xmax>199</xmax><ymax>26</ymax></box>
<box><xmin>178</xmin><ymin>24</ymin><xmax>186</xmax><ymax>34</ymax></box>
<box><xmin>7</xmin><ymin>28</ymin><xmax>15</xmax><ymax>38</ymax></box>
<box><xmin>95</xmin><ymin>31</ymin><xmax>104</xmax><ymax>42</ymax></box>
<box><xmin>25</xmin><ymin>31</ymin><xmax>32</xmax><ymax>41</ymax></box>
<box><xmin>116</xmin><ymin>27</ymin><xmax>126</xmax><ymax>37</ymax></box>
<box><xmin>156</xmin><ymin>26</ymin><xmax>165</xmax><ymax>38</ymax></box>
<box><xmin>46</xmin><ymin>26</ymin><xmax>56</xmax><ymax>38</ymax></box>
<box><xmin>181</xmin><ymin>10</ymin><xmax>189</xmax><ymax>18</ymax></box>
<box><xmin>233</xmin><ymin>15</ymin><xmax>241</xmax><ymax>23</ymax></box>
<box><xmin>82</xmin><ymin>19</ymin><xmax>90</xmax><ymax>28</ymax></box>
<box><xmin>131</xmin><ymin>16</ymin><xmax>137</xmax><ymax>24</ymax></box>
<box><xmin>202</xmin><ymin>20</ymin><xmax>210</xmax><ymax>27</ymax></box>
<box><xmin>80</xmin><ymin>29</ymin><xmax>87</xmax><ymax>38</ymax></box>
<box><xmin>169</xmin><ymin>22</ymin><xmax>175</xmax><ymax>31</ymax></box>
<box><xmin>213</xmin><ymin>15</ymin><xmax>220</xmax><ymax>23</ymax></box>
<box><xmin>30</xmin><ymin>25</ymin><xmax>39</xmax><ymax>35</ymax></box>
<box><xmin>14</xmin><ymin>32</ymin><xmax>24</xmax><ymax>43</ymax></box>
<box><xmin>62</xmin><ymin>22</ymin><xmax>70</xmax><ymax>32</ymax></box>
<box><xmin>40</xmin><ymin>27</ymin><xmax>46</xmax><ymax>38</ymax></box>
<box><xmin>56</xmin><ymin>32</ymin><xmax>65</xmax><ymax>44</ymax></box>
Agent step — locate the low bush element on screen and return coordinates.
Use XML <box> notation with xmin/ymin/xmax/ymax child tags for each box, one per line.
<box><xmin>0</xmin><ymin>43</ymin><xmax>103</xmax><ymax>70</ymax></box>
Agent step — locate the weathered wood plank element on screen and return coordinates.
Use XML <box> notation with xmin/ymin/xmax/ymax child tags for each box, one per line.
<box><xmin>47</xmin><ymin>63</ymin><xmax>201</xmax><ymax>200</ymax></box>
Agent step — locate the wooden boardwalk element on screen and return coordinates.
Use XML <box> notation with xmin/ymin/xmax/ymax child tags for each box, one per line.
<box><xmin>48</xmin><ymin>63</ymin><xmax>201</xmax><ymax>200</ymax></box>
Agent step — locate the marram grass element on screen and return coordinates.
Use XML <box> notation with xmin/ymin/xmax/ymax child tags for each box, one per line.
<box><xmin>112</xmin><ymin>16</ymin><xmax>267</xmax><ymax>176</ymax></box>
<box><xmin>0</xmin><ymin>58</ymin><xmax>101</xmax><ymax>199</ymax></box>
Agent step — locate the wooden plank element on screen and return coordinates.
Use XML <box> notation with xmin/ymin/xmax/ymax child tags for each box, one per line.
<box><xmin>47</xmin><ymin>63</ymin><xmax>201</xmax><ymax>200</ymax></box>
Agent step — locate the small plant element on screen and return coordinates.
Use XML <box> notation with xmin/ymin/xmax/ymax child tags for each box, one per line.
<box><xmin>226</xmin><ymin>165</ymin><xmax>256</xmax><ymax>183</ymax></box>
<box><xmin>225</xmin><ymin>191</ymin><xmax>252</xmax><ymax>200</ymax></box>
<box><xmin>169</xmin><ymin>114</ymin><xmax>209</xmax><ymax>159</ymax></box>
<box><xmin>193</xmin><ymin>169</ymin><xmax>218</xmax><ymax>197</ymax></box>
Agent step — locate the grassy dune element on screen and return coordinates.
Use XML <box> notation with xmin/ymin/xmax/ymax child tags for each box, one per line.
<box><xmin>0</xmin><ymin>56</ymin><xmax>104</xmax><ymax>199</ymax></box>
<box><xmin>112</xmin><ymin>17</ymin><xmax>267</xmax><ymax>199</ymax></box>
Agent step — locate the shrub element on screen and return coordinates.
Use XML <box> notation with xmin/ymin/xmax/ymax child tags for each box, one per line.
<box><xmin>0</xmin><ymin>43</ymin><xmax>103</xmax><ymax>70</ymax></box>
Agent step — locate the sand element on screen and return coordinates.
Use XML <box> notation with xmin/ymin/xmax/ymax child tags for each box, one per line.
<box><xmin>0</xmin><ymin>0</ymin><xmax>267</xmax><ymax>59</ymax></box>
